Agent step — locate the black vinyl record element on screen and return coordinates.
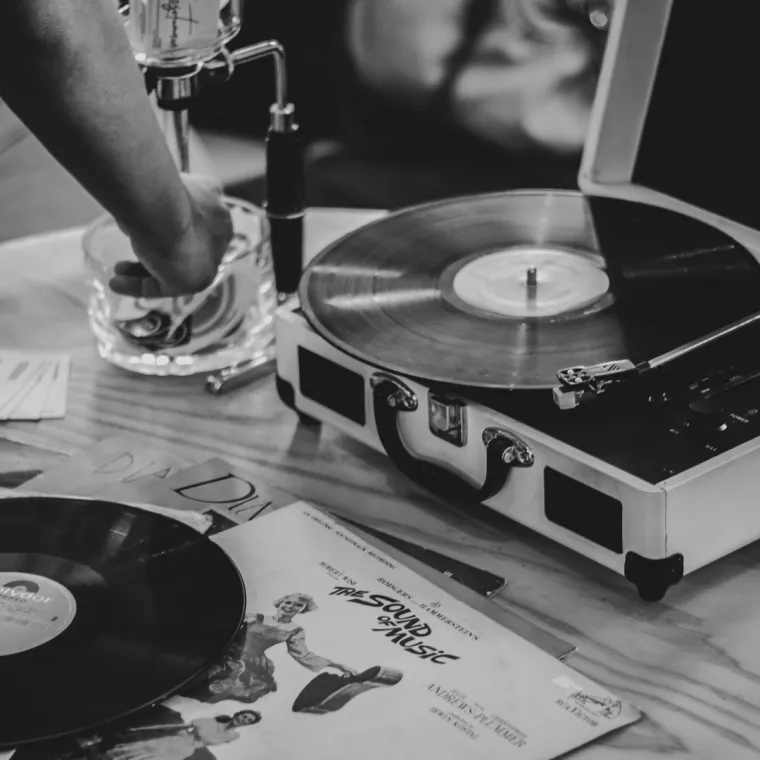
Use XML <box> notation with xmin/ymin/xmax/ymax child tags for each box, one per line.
<box><xmin>0</xmin><ymin>497</ymin><xmax>246</xmax><ymax>749</ymax></box>
<box><xmin>300</xmin><ymin>190</ymin><xmax>760</xmax><ymax>388</ymax></box>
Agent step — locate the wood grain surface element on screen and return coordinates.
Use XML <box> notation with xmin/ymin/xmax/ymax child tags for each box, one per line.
<box><xmin>0</xmin><ymin>180</ymin><xmax>759</xmax><ymax>758</ymax></box>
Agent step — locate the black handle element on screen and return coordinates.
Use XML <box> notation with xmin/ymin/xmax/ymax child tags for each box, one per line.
<box><xmin>265</xmin><ymin>127</ymin><xmax>305</xmax><ymax>215</ymax></box>
<box><xmin>265</xmin><ymin>127</ymin><xmax>305</xmax><ymax>295</ymax></box>
<box><xmin>371</xmin><ymin>376</ymin><xmax>521</xmax><ymax>504</ymax></box>
<box><xmin>268</xmin><ymin>215</ymin><xmax>304</xmax><ymax>295</ymax></box>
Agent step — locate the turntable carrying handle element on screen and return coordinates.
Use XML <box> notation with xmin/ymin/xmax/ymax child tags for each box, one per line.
<box><xmin>371</xmin><ymin>376</ymin><xmax>524</xmax><ymax>504</ymax></box>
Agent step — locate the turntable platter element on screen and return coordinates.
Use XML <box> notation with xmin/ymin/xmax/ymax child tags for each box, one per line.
<box><xmin>299</xmin><ymin>191</ymin><xmax>760</xmax><ymax>388</ymax></box>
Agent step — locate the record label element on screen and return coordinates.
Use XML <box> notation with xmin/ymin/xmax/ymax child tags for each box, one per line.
<box><xmin>0</xmin><ymin>571</ymin><xmax>76</xmax><ymax>656</ymax></box>
<box><xmin>450</xmin><ymin>246</ymin><xmax>610</xmax><ymax>318</ymax></box>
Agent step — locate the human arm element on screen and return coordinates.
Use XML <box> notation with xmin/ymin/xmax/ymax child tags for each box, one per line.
<box><xmin>286</xmin><ymin>627</ymin><xmax>357</xmax><ymax>675</ymax></box>
<box><xmin>0</xmin><ymin>0</ymin><xmax>231</xmax><ymax>295</ymax></box>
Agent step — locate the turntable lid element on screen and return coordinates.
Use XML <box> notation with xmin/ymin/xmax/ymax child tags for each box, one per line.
<box><xmin>580</xmin><ymin>0</ymin><xmax>760</xmax><ymax>259</ymax></box>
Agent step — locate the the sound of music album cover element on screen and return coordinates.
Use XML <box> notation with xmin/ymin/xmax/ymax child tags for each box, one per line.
<box><xmin>12</xmin><ymin>505</ymin><xmax>640</xmax><ymax>760</ymax></box>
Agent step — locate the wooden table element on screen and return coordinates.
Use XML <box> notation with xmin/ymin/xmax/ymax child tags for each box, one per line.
<box><xmin>1</xmin><ymin>196</ymin><xmax>760</xmax><ymax>759</ymax></box>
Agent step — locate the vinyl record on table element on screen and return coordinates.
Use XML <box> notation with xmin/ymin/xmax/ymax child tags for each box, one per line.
<box><xmin>300</xmin><ymin>191</ymin><xmax>760</xmax><ymax>388</ymax></box>
<box><xmin>0</xmin><ymin>496</ymin><xmax>245</xmax><ymax>749</ymax></box>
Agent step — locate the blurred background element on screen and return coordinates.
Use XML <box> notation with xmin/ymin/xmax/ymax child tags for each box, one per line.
<box><xmin>194</xmin><ymin>0</ymin><xmax>610</xmax><ymax>209</ymax></box>
<box><xmin>0</xmin><ymin>0</ymin><xmax>611</xmax><ymax>240</ymax></box>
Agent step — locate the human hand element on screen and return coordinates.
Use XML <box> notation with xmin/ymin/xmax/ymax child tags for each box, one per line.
<box><xmin>110</xmin><ymin>173</ymin><xmax>233</xmax><ymax>298</ymax></box>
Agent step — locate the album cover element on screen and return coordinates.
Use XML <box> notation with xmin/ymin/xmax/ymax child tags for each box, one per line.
<box><xmin>100</xmin><ymin>457</ymin><xmax>294</xmax><ymax>528</ymax></box>
<box><xmin>14</xmin><ymin>504</ymin><xmax>639</xmax><ymax>760</ymax></box>
<box><xmin>21</xmin><ymin>436</ymin><xmax>194</xmax><ymax>497</ymax></box>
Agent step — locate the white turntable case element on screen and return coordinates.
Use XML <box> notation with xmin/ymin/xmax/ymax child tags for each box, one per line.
<box><xmin>276</xmin><ymin>304</ymin><xmax>760</xmax><ymax>600</ymax></box>
<box><xmin>275</xmin><ymin>0</ymin><xmax>760</xmax><ymax>600</ymax></box>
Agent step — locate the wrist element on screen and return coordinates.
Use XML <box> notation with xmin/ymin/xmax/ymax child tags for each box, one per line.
<box><xmin>121</xmin><ymin>185</ymin><xmax>196</xmax><ymax>261</ymax></box>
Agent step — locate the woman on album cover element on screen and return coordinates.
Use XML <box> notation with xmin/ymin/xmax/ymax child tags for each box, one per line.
<box><xmin>199</xmin><ymin>592</ymin><xmax>358</xmax><ymax>705</ymax></box>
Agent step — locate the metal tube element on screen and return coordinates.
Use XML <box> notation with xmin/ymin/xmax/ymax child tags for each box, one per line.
<box><xmin>172</xmin><ymin>109</ymin><xmax>191</xmax><ymax>172</ymax></box>
<box><xmin>148</xmin><ymin>40</ymin><xmax>290</xmax><ymax>109</ymax></box>
<box><xmin>227</xmin><ymin>40</ymin><xmax>288</xmax><ymax>107</ymax></box>
<box><xmin>649</xmin><ymin>309</ymin><xmax>760</xmax><ymax>370</ymax></box>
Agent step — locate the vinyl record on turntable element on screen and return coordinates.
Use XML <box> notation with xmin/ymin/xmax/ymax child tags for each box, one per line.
<box><xmin>0</xmin><ymin>497</ymin><xmax>245</xmax><ymax>750</ymax></box>
<box><xmin>300</xmin><ymin>191</ymin><xmax>760</xmax><ymax>388</ymax></box>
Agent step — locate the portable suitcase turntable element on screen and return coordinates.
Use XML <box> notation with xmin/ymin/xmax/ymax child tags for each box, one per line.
<box><xmin>275</xmin><ymin>0</ymin><xmax>760</xmax><ymax>600</ymax></box>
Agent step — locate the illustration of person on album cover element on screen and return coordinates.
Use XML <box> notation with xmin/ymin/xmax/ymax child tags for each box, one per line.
<box><xmin>15</xmin><ymin>705</ymin><xmax>261</xmax><ymax>760</ymax></box>
<box><xmin>197</xmin><ymin>592</ymin><xmax>402</xmax><ymax>713</ymax></box>
<box><xmin>13</xmin><ymin>705</ymin><xmax>261</xmax><ymax>760</ymax></box>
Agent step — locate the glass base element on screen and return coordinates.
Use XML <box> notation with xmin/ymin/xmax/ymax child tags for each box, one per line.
<box><xmin>91</xmin><ymin>313</ymin><xmax>276</xmax><ymax>376</ymax></box>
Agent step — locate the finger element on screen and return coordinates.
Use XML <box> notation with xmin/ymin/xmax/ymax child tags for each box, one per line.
<box><xmin>109</xmin><ymin>274</ymin><xmax>169</xmax><ymax>299</ymax></box>
<box><xmin>113</xmin><ymin>260</ymin><xmax>151</xmax><ymax>277</ymax></box>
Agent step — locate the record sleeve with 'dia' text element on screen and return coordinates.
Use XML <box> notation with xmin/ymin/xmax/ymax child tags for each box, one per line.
<box><xmin>14</xmin><ymin>504</ymin><xmax>640</xmax><ymax>760</ymax></box>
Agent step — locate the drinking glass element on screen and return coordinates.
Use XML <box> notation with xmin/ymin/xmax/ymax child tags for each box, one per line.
<box><xmin>82</xmin><ymin>197</ymin><xmax>276</xmax><ymax>375</ymax></box>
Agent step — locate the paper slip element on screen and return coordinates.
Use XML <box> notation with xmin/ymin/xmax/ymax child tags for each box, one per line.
<box><xmin>0</xmin><ymin>352</ymin><xmax>49</xmax><ymax>419</ymax></box>
<box><xmin>21</xmin><ymin>436</ymin><xmax>194</xmax><ymax>497</ymax></box>
<box><xmin>0</xmin><ymin>351</ymin><xmax>70</xmax><ymax>421</ymax></box>
<box><xmin>338</xmin><ymin>517</ymin><xmax>507</xmax><ymax>600</ymax></box>
<box><xmin>14</xmin><ymin>506</ymin><xmax>639</xmax><ymax>760</ymax></box>
<box><xmin>39</xmin><ymin>357</ymin><xmax>70</xmax><ymax>419</ymax></box>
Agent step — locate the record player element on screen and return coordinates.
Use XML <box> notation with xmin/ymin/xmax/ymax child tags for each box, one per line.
<box><xmin>274</xmin><ymin>0</ymin><xmax>760</xmax><ymax>601</ymax></box>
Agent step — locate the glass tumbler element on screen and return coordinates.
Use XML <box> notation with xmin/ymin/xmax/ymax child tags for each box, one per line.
<box><xmin>82</xmin><ymin>197</ymin><xmax>276</xmax><ymax>376</ymax></box>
